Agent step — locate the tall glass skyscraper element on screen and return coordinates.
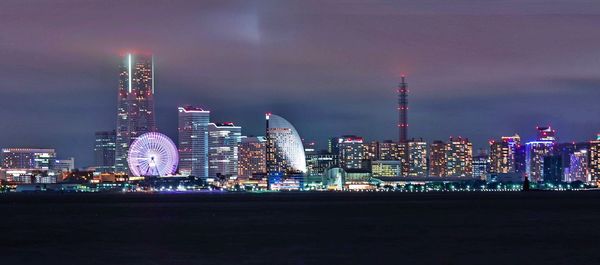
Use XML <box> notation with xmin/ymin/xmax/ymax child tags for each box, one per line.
<box><xmin>208</xmin><ymin>122</ymin><xmax>242</xmax><ymax>178</ymax></box>
<box><xmin>178</xmin><ymin>106</ymin><xmax>210</xmax><ymax>178</ymax></box>
<box><xmin>115</xmin><ymin>53</ymin><xmax>156</xmax><ymax>174</ymax></box>
<box><xmin>94</xmin><ymin>130</ymin><xmax>116</xmax><ymax>173</ymax></box>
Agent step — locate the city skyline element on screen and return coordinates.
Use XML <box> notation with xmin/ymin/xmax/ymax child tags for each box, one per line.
<box><xmin>3</xmin><ymin>1</ymin><xmax>600</xmax><ymax>167</ymax></box>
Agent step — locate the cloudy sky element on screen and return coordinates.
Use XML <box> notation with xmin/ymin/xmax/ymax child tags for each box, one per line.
<box><xmin>2</xmin><ymin>0</ymin><xmax>600</xmax><ymax>166</ymax></box>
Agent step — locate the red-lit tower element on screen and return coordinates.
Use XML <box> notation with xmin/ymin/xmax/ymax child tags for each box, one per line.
<box><xmin>398</xmin><ymin>76</ymin><xmax>408</xmax><ymax>143</ymax></box>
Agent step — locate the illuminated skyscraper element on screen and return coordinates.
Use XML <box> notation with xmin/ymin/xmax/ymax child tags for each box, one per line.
<box><xmin>525</xmin><ymin>141</ymin><xmax>554</xmax><ymax>182</ymax></box>
<box><xmin>208</xmin><ymin>122</ymin><xmax>242</xmax><ymax>178</ymax></box>
<box><xmin>238</xmin><ymin>136</ymin><xmax>267</xmax><ymax>179</ymax></box>
<box><xmin>446</xmin><ymin>137</ymin><xmax>473</xmax><ymax>177</ymax></box>
<box><xmin>589</xmin><ymin>135</ymin><xmax>600</xmax><ymax>183</ymax></box>
<box><xmin>265</xmin><ymin>114</ymin><xmax>307</xmax><ymax>174</ymax></box>
<box><xmin>472</xmin><ymin>153</ymin><xmax>489</xmax><ymax>179</ymax></box>
<box><xmin>94</xmin><ymin>130</ymin><xmax>116</xmax><ymax>173</ymax></box>
<box><xmin>115</xmin><ymin>53</ymin><xmax>156</xmax><ymax>174</ymax></box>
<box><xmin>429</xmin><ymin>140</ymin><xmax>447</xmax><ymax>177</ymax></box>
<box><xmin>565</xmin><ymin>150</ymin><xmax>589</xmax><ymax>183</ymax></box>
<box><xmin>178</xmin><ymin>106</ymin><xmax>210</xmax><ymax>178</ymax></box>
<box><xmin>406</xmin><ymin>139</ymin><xmax>427</xmax><ymax>177</ymax></box>
<box><xmin>337</xmin><ymin>135</ymin><xmax>365</xmax><ymax>170</ymax></box>
<box><xmin>525</xmin><ymin>126</ymin><xmax>557</xmax><ymax>182</ymax></box>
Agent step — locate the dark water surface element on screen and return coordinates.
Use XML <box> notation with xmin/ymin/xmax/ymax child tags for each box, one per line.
<box><xmin>1</xmin><ymin>191</ymin><xmax>599</xmax><ymax>265</ymax></box>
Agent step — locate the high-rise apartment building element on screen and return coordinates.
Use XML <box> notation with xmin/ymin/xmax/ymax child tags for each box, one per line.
<box><xmin>590</xmin><ymin>134</ymin><xmax>600</xmax><ymax>182</ymax></box>
<box><xmin>406</xmin><ymin>139</ymin><xmax>427</xmax><ymax>177</ymax></box>
<box><xmin>429</xmin><ymin>140</ymin><xmax>446</xmax><ymax>177</ymax></box>
<box><xmin>446</xmin><ymin>137</ymin><xmax>473</xmax><ymax>177</ymax></box>
<box><xmin>178</xmin><ymin>106</ymin><xmax>210</xmax><ymax>178</ymax></box>
<box><xmin>115</xmin><ymin>53</ymin><xmax>156</xmax><ymax>174</ymax></box>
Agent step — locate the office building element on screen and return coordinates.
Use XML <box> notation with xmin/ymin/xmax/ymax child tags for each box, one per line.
<box><xmin>1</xmin><ymin>148</ymin><xmax>56</xmax><ymax>170</ymax></box>
<box><xmin>208</xmin><ymin>122</ymin><xmax>242</xmax><ymax>178</ymax></box>
<box><xmin>115</xmin><ymin>53</ymin><xmax>156</xmax><ymax>174</ymax></box>
<box><xmin>371</xmin><ymin>160</ymin><xmax>402</xmax><ymax>177</ymax></box>
<box><xmin>337</xmin><ymin>135</ymin><xmax>365</xmax><ymax>170</ymax></box>
<box><xmin>543</xmin><ymin>155</ymin><xmax>563</xmax><ymax>183</ymax></box>
<box><xmin>472</xmin><ymin>154</ymin><xmax>489</xmax><ymax>179</ymax></box>
<box><xmin>306</xmin><ymin>151</ymin><xmax>337</xmax><ymax>177</ymax></box>
<box><xmin>54</xmin><ymin>158</ymin><xmax>75</xmax><ymax>173</ymax></box>
<box><xmin>94</xmin><ymin>130</ymin><xmax>116</xmax><ymax>173</ymax></box>
<box><xmin>178</xmin><ymin>106</ymin><xmax>210</xmax><ymax>178</ymax></box>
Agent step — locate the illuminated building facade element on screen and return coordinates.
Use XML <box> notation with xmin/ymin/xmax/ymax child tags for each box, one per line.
<box><xmin>1</xmin><ymin>148</ymin><xmax>56</xmax><ymax>170</ymax></box>
<box><xmin>238</xmin><ymin>136</ymin><xmax>266</xmax><ymax>179</ymax></box>
<box><xmin>564</xmin><ymin>150</ymin><xmax>589</xmax><ymax>183</ymax></box>
<box><xmin>525</xmin><ymin>127</ymin><xmax>557</xmax><ymax>182</ymax></box>
<box><xmin>338</xmin><ymin>135</ymin><xmax>365</xmax><ymax>170</ymax></box>
<box><xmin>378</xmin><ymin>140</ymin><xmax>401</xmax><ymax>160</ymax></box>
<box><xmin>265</xmin><ymin>114</ymin><xmax>307</xmax><ymax>174</ymax></box>
<box><xmin>590</xmin><ymin>135</ymin><xmax>600</xmax><ymax>182</ymax></box>
<box><xmin>489</xmin><ymin>134</ymin><xmax>520</xmax><ymax>174</ymax></box>
<box><xmin>406</xmin><ymin>139</ymin><xmax>427</xmax><ymax>177</ymax></box>
<box><xmin>371</xmin><ymin>160</ymin><xmax>401</xmax><ymax>177</ymax></box>
<box><xmin>115</xmin><ymin>53</ymin><xmax>156</xmax><ymax>174</ymax></box>
<box><xmin>429</xmin><ymin>140</ymin><xmax>446</xmax><ymax>177</ymax></box>
<box><xmin>54</xmin><ymin>158</ymin><xmax>75</xmax><ymax>173</ymax></box>
<box><xmin>446</xmin><ymin>137</ymin><xmax>473</xmax><ymax>177</ymax></box>
<box><xmin>363</xmin><ymin>141</ymin><xmax>378</xmax><ymax>161</ymax></box>
<box><xmin>525</xmin><ymin>141</ymin><xmax>555</xmax><ymax>182</ymax></box>
<box><xmin>178</xmin><ymin>106</ymin><xmax>210</xmax><ymax>178</ymax></box>
<box><xmin>472</xmin><ymin>154</ymin><xmax>489</xmax><ymax>179</ymax></box>
<box><xmin>490</xmin><ymin>141</ymin><xmax>509</xmax><ymax>174</ymax></box>
<box><xmin>208</xmin><ymin>122</ymin><xmax>242</xmax><ymax>178</ymax></box>
<box><xmin>94</xmin><ymin>130</ymin><xmax>116</xmax><ymax>173</ymax></box>
<box><xmin>306</xmin><ymin>151</ymin><xmax>337</xmax><ymax>176</ymax></box>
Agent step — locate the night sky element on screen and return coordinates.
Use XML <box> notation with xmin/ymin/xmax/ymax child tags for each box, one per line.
<box><xmin>2</xmin><ymin>0</ymin><xmax>600</xmax><ymax>167</ymax></box>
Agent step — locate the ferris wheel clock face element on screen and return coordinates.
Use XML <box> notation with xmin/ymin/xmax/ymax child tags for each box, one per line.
<box><xmin>127</xmin><ymin>132</ymin><xmax>178</xmax><ymax>177</ymax></box>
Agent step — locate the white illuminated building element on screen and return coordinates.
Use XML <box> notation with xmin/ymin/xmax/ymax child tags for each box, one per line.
<box><xmin>266</xmin><ymin>114</ymin><xmax>307</xmax><ymax>174</ymax></box>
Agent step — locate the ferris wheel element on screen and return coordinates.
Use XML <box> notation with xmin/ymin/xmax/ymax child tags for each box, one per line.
<box><xmin>127</xmin><ymin>132</ymin><xmax>178</xmax><ymax>177</ymax></box>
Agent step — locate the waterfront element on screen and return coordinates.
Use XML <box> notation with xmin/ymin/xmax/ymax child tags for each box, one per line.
<box><xmin>1</xmin><ymin>191</ymin><xmax>600</xmax><ymax>264</ymax></box>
